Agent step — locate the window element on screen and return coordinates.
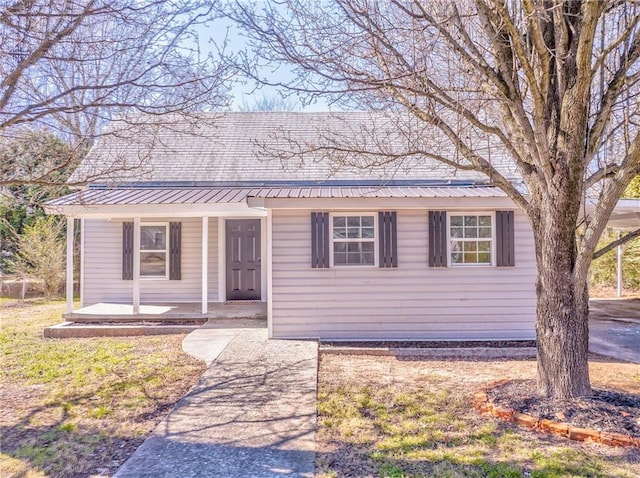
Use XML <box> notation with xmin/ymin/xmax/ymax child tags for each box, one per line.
<box><xmin>332</xmin><ymin>215</ymin><xmax>376</xmax><ymax>266</ymax></box>
<box><xmin>140</xmin><ymin>224</ymin><xmax>168</xmax><ymax>277</ymax></box>
<box><xmin>449</xmin><ymin>214</ymin><xmax>493</xmax><ymax>265</ymax></box>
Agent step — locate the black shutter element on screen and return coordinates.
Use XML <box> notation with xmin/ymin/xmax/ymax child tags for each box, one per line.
<box><xmin>496</xmin><ymin>211</ymin><xmax>515</xmax><ymax>267</ymax></box>
<box><xmin>378</xmin><ymin>211</ymin><xmax>398</xmax><ymax>268</ymax></box>
<box><xmin>311</xmin><ymin>212</ymin><xmax>330</xmax><ymax>268</ymax></box>
<box><xmin>428</xmin><ymin>211</ymin><xmax>447</xmax><ymax>267</ymax></box>
<box><xmin>122</xmin><ymin>222</ymin><xmax>133</xmax><ymax>280</ymax></box>
<box><xmin>169</xmin><ymin>222</ymin><xmax>182</xmax><ymax>280</ymax></box>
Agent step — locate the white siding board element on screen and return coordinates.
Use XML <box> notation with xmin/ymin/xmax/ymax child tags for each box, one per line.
<box><xmin>277</xmin><ymin>322</ymin><xmax>534</xmax><ymax>333</ymax></box>
<box><xmin>270</xmin><ymin>209</ymin><xmax>536</xmax><ymax>340</ymax></box>
<box><xmin>280</xmin><ymin>281</ymin><xmax>530</xmax><ymax>294</ymax></box>
<box><xmin>83</xmin><ymin>218</ymin><xmax>218</xmax><ymax>304</ymax></box>
<box><xmin>272</xmin><ymin>298</ymin><xmax>535</xmax><ymax>308</ymax></box>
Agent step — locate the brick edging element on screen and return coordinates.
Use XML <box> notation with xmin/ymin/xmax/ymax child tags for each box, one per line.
<box><xmin>473</xmin><ymin>381</ymin><xmax>640</xmax><ymax>448</ymax></box>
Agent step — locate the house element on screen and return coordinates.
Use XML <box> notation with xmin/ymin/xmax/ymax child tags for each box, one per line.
<box><xmin>46</xmin><ymin>111</ymin><xmax>541</xmax><ymax>341</ymax></box>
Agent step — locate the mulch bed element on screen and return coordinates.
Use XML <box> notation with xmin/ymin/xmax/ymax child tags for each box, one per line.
<box><xmin>321</xmin><ymin>340</ymin><xmax>536</xmax><ymax>349</ymax></box>
<box><xmin>487</xmin><ymin>379</ymin><xmax>640</xmax><ymax>436</ymax></box>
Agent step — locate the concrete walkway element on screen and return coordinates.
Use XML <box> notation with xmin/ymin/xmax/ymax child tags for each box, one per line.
<box><xmin>115</xmin><ymin>321</ymin><xmax>318</xmax><ymax>478</ymax></box>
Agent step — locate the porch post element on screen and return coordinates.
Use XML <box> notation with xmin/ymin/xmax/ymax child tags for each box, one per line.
<box><xmin>133</xmin><ymin>217</ymin><xmax>141</xmax><ymax>314</ymax></box>
<box><xmin>202</xmin><ymin>216</ymin><xmax>208</xmax><ymax>314</ymax></box>
<box><xmin>80</xmin><ymin>219</ymin><xmax>85</xmax><ymax>307</ymax></box>
<box><xmin>266</xmin><ymin>209</ymin><xmax>273</xmax><ymax>338</ymax></box>
<box><xmin>218</xmin><ymin>217</ymin><xmax>225</xmax><ymax>302</ymax></box>
<box><xmin>616</xmin><ymin>242</ymin><xmax>623</xmax><ymax>298</ymax></box>
<box><xmin>66</xmin><ymin>217</ymin><xmax>74</xmax><ymax>314</ymax></box>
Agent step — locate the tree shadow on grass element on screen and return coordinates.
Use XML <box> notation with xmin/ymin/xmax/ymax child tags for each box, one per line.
<box><xmin>3</xmin><ymin>355</ymin><xmax>318</xmax><ymax>478</ymax></box>
<box><xmin>317</xmin><ymin>420</ymin><xmax>640</xmax><ymax>478</ymax></box>
<box><xmin>1</xmin><ymin>371</ymin><xmax>184</xmax><ymax>478</ymax></box>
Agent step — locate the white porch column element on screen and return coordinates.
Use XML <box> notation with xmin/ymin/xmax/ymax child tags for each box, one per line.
<box><xmin>80</xmin><ymin>219</ymin><xmax>85</xmax><ymax>307</ymax></box>
<box><xmin>133</xmin><ymin>217</ymin><xmax>141</xmax><ymax>314</ymax></box>
<box><xmin>617</xmin><ymin>242</ymin><xmax>623</xmax><ymax>298</ymax></box>
<box><xmin>66</xmin><ymin>217</ymin><xmax>74</xmax><ymax>314</ymax></box>
<box><xmin>266</xmin><ymin>209</ymin><xmax>273</xmax><ymax>338</ymax></box>
<box><xmin>202</xmin><ymin>216</ymin><xmax>209</xmax><ymax>314</ymax></box>
<box><xmin>218</xmin><ymin>217</ymin><xmax>225</xmax><ymax>302</ymax></box>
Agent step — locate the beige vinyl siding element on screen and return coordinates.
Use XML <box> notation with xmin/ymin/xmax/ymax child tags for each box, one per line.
<box><xmin>83</xmin><ymin>218</ymin><xmax>218</xmax><ymax>304</ymax></box>
<box><xmin>271</xmin><ymin>209</ymin><xmax>537</xmax><ymax>340</ymax></box>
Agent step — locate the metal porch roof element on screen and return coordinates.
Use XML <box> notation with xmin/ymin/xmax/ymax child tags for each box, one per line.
<box><xmin>47</xmin><ymin>186</ymin><xmax>509</xmax><ymax>207</ymax></box>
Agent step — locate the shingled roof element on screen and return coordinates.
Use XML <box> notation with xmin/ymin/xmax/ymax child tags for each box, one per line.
<box><xmin>69</xmin><ymin>111</ymin><xmax>519</xmax><ymax>185</ymax></box>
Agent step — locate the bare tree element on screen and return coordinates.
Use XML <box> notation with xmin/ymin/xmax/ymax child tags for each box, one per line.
<box><xmin>0</xmin><ymin>129</ymin><xmax>77</xmax><ymax>189</ymax></box>
<box><xmin>238</xmin><ymin>93</ymin><xmax>300</xmax><ymax>111</ymax></box>
<box><xmin>0</xmin><ymin>0</ymin><xmax>233</xmax><ymax>186</ymax></box>
<box><xmin>229</xmin><ymin>0</ymin><xmax>640</xmax><ymax>398</ymax></box>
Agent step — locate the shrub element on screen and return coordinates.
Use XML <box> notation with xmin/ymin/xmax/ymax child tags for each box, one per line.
<box><xmin>8</xmin><ymin>216</ymin><xmax>66</xmax><ymax>297</ymax></box>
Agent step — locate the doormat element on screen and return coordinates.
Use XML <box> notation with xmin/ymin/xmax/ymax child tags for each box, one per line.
<box><xmin>224</xmin><ymin>301</ymin><xmax>263</xmax><ymax>305</ymax></box>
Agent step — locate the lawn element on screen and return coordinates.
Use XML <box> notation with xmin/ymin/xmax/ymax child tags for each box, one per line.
<box><xmin>3</xmin><ymin>299</ymin><xmax>639</xmax><ymax>478</ymax></box>
<box><xmin>0</xmin><ymin>299</ymin><xmax>206</xmax><ymax>478</ymax></box>
<box><xmin>317</xmin><ymin>354</ymin><xmax>640</xmax><ymax>478</ymax></box>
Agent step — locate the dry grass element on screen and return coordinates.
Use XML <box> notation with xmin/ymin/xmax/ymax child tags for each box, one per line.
<box><xmin>0</xmin><ymin>299</ymin><xmax>206</xmax><ymax>478</ymax></box>
<box><xmin>589</xmin><ymin>285</ymin><xmax>640</xmax><ymax>299</ymax></box>
<box><xmin>317</xmin><ymin>354</ymin><xmax>640</xmax><ymax>478</ymax></box>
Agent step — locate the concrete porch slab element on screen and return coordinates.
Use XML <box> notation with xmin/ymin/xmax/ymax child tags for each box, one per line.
<box><xmin>44</xmin><ymin>322</ymin><xmax>202</xmax><ymax>339</ymax></box>
<box><xmin>47</xmin><ymin>303</ymin><xmax>268</xmax><ymax>339</ymax></box>
<box><xmin>44</xmin><ymin>318</ymin><xmax>267</xmax><ymax>340</ymax></box>
<box><xmin>64</xmin><ymin>302</ymin><xmax>267</xmax><ymax>322</ymax></box>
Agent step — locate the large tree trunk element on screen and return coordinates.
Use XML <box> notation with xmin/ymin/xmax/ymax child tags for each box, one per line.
<box><xmin>533</xmin><ymin>206</ymin><xmax>592</xmax><ymax>399</ymax></box>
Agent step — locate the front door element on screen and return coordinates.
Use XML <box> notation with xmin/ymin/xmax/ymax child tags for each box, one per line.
<box><xmin>226</xmin><ymin>219</ymin><xmax>261</xmax><ymax>300</ymax></box>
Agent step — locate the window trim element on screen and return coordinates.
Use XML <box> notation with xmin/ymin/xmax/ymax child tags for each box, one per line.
<box><xmin>329</xmin><ymin>212</ymin><xmax>378</xmax><ymax>268</ymax></box>
<box><xmin>140</xmin><ymin>222</ymin><xmax>170</xmax><ymax>280</ymax></box>
<box><xmin>446</xmin><ymin>212</ymin><xmax>495</xmax><ymax>267</ymax></box>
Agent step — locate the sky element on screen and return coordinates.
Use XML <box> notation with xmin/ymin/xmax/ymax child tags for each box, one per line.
<box><xmin>198</xmin><ymin>9</ymin><xmax>331</xmax><ymax>112</ymax></box>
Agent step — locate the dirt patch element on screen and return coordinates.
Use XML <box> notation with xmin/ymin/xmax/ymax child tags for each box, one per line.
<box><xmin>487</xmin><ymin>379</ymin><xmax>640</xmax><ymax>436</ymax></box>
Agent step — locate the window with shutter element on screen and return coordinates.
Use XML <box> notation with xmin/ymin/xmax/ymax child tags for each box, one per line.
<box><xmin>312</xmin><ymin>212</ymin><xmax>399</xmax><ymax>268</ymax></box>
<box><xmin>122</xmin><ymin>221</ymin><xmax>182</xmax><ymax>279</ymax></box>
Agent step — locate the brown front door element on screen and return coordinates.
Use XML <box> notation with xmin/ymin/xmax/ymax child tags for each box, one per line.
<box><xmin>226</xmin><ymin>219</ymin><xmax>261</xmax><ymax>300</ymax></box>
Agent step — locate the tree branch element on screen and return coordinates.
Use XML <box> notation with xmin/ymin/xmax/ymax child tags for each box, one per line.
<box><xmin>587</xmin><ymin>29</ymin><xmax>640</xmax><ymax>161</ymax></box>
<box><xmin>593</xmin><ymin>228</ymin><xmax>640</xmax><ymax>259</ymax></box>
<box><xmin>585</xmin><ymin>165</ymin><xmax>621</xmax><ymax>190</ymax></box>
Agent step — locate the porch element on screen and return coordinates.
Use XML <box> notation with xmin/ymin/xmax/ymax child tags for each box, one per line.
<box><xmin>57</xmin><ymin>210</ymin><xmax>268</xmax><ymax>322</ymax></box>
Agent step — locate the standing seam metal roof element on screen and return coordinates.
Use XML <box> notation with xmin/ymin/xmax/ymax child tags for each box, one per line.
<box><xmin>47</xmin><ymin>186</ymin><xmax>508</xmax><ymax>206</ymax></box>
